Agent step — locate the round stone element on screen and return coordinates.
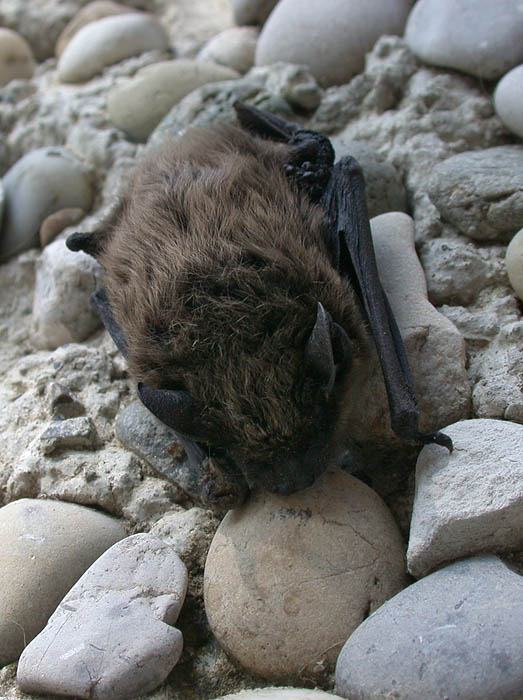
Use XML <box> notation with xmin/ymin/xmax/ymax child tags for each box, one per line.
<box><xmin>204</xmin><ymin>469</ymin><xmax>407</xmax><ymax>683</ymax></box>
<box><xmin>57</xmin><ymin>13</ymin><xmax>170</xmax><ymax>83</ymax></box>
<box><xmin>107</xmin><ymin>59</ymin><xmax>239</xmax><ymax>141</ymax></box>
<box><xmin>0</xmin><ymin>498</ymin><xmax>126</xmax><ymax>666</ymax></box>
<box><xmin>55</xmin><ymin>0</ymin><xmax>133</xmax><ymax>57</ymax></box>
<box><xmin>231</xmin><ymin>0</ymin><xmax>279</xmax><ymax>25</ymax></box>
<box><xmin>494</xmin><ymin>64</ymin><xmax>523</xmax><ymax>140</ymax></box>
<box><xmin>255</xmin><ymin>0</ymin><xmax>411</xmax><ymax>87</ymax></box>
<box><xmin>0</xmin><ymin>147</ymin><xmax>93</xmax><ymax>263</ymax></box>
<box><xmin>506</xmin><ymin>228</ymin><xmax>523</xmax><ymax>301</ymax></box>
<box><xmin>405</xmin><ymin>0</ymin><xmax>523</xmax><ymax>81</ymax></box>
<box><xmin>217</xmin><ymin>690</ymin><xmax>345</xmax><ymax>699</ymax></box>
<box><xmin>197</xmin><ymin>27</ymin><xmax>258</xmax><ymax>74</ymax></box>
<box><xmin>0</xmin><ymin>27</ymin><xmax>35</xmax><ymax>86</ymax></box>
<box><xmin>39</xmin><ymin>207</ymin><xmax>85</xmax><ymax>247</ymax></box>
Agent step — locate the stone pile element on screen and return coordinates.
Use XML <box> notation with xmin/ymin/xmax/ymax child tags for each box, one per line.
<box><xmin>0</xmin><ymin>0</ymin><xmax>522</xmax><ymax>698</ymax></box>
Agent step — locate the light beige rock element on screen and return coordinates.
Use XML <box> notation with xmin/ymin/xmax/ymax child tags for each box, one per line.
<box><xmin>506</xmin><ymin>228</ymin><xmax>523</xmax><ymax>301</ymax></box>
<box><xmin>57</xmin><ymin>13</ymin><xmax>170</xmax><ymax>83</ymax></box>
<box><xmin>204</xmin><ymin>469</ymin><xmax>407</xmax><ymax>683</ymax></box>
<box><xmin>217</xmin><ymin>689</ymin><xmax>345</xmax><ymax>699</ymax></box>
<box><xmin>107</xmin><ymin>59</ymin><xmax>239</xmax><ymax>141</ymax></box>
<box><xmin>197</xmin><ymin>26</ymin><xmax>258</xmax><ymax>74</ymax></box>
<box><xmin>255</xmin><ymin>0</ymin><xmax>411</xmax><ymax>87</ymax></box>
<box><xmin>0</xmin><ymin>27</ymin><xmax>35</xmax><ymax>86</ymax></box>
<box><xmin>407</xmin><ymin>419</ymin><xmax>523</xmax><ymax>578</ymax></box>
<box><xmin>55</xmin><ymin>0</ymin><xmax>134</xmax><ymax>57</ymax></box>
<box><xmin>0</xmin><ymin>498</ymin><xmax>126</xmax><ymax>666</ymax></box>
<box><xmin>494</xmin><ymin>64</ymin><xmax>523</xmax><ymax>140</ymax></box>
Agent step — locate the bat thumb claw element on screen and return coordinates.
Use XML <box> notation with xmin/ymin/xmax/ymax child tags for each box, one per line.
<box><xmin>419</xmin><ymin>430</ymin><xmax>453</xmax><ymax>452</ymax></box>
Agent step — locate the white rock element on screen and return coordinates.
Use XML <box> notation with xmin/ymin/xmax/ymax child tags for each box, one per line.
<box><xmin>0</xmin><ymin>498</ymin><xmax>126</xmax><ymax>666</ymax></box>
<box><xmin>204</xmin><ymin>469</ymin><xmax>407</xmax><ymax>683</ymax></box>
<box><xmin>57</xmin><ymin>13</ymin><xmax>170</xmax><ymax>83</ymax></box>
<box><xmin>216</xmin><ymin>690</ymin><xmax>345</xmax><ymax>699</ymax></box>
<box><xmin>506</xmin><ymin>228</ymin><xmax>523</xmax><ymax>300</ymax></box>
<box><xmin>407</xmin><ymin>419</ymin><xmax>523</xmax><ymax>578</ymax></box>
<box><xmin>0</xmin><ymin>147</ymin><xmax>93</xmax><ymax>263</ymax></box>
<box><xmin>197</xmin><ymin>26</ymin><xmax>258</xmax><ymax>74</ymax></box>
<box><xmin>405</xmin><ymin>0</ymin><xmax>523</xmax><ymax>81</ymax></box>
<box><xmin>107</xmin><ymin>59</ymin><xmax>239</xmax><ymax>141</ymax></box>
<box><xmin>494</xmin><ymin>64</ymin><xmax>523</xmax><ymax>140</ymax></box>
<box><xmin>249</xmin><ymin>62</ymin><xmax>322</xmax><ymax>111</ymax></box>
<box><xmin>55</xmin><ymin>0</ymin><xmax>134</xmax><ymax>57</ymax></box>
<box><xmin>231</xmin><ymin>0</ymin><xmax>279</xmax><ymax>26</ymax></box>
<box><xmin>255</xmin><ymin>0</ymin><xmax>411</xmax><ymax>87</ymax></box>
<box><xmin>17</xmin><ymin>533</ymin><xmax>188</xmax><ymax>699</ymax></box>
<box><xmin>31</xmin><ymin>240</ymin><xmax>103</xmax><ymax>350</ymax></box>
<box><xmin>0</xmin><ymin>27</ymin><xmax>35</xmax><ymax>85</ymax></box>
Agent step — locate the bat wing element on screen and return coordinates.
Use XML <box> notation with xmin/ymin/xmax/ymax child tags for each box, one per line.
<box><xmin>234</xmin><ymin>102</ymin><xmax>451</xmax><ymax>450</ymax></box>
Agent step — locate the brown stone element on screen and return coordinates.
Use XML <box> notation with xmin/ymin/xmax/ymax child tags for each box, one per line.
<box><xmin>39</xmin><ymin>207</ymin><xmax>85</xmax><ymax>247</ymax></box>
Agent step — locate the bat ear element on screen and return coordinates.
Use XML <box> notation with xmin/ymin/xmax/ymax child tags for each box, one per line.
<box><xmin>304</xmin><ymin>302</ymin><xmax>352</xmax><ymax>399</ymax></box>
<box><xmin>66</xmin><ymin>230</ymin><xmax>105</xmax><ymax>260</ymax></box>
<box><xmin>137</xmin><ymin>383</ymin><xmax>206</xmax><ymax>440</ymax></box>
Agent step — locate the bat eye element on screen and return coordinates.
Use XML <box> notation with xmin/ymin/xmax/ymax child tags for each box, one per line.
<box><xmin>137</xmin><ymin>383</ymin><xmax>206</xmax><ymax>440</ymax></box>
<box><xmin>304</xmin><ymin>302</ymin><xmax>352</xmax><ymax>398</ymax></box>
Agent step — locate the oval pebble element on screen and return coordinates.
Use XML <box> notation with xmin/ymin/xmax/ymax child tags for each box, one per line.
<box><xmin>405</xmin><ymin>0</ymin><xmax>523</xmax><ymax>81</ymax></box>
<box><xmin>0</xmin><ymin>27</ymin><xmax>35</xmax><ymax>86</ymax></box>
<box><xmin>0</xmin><ymin>147</ymin><xmax>93</xmax><ymax>263</ymax></box>
<box><xmin>55</xmin><ymin>0</ymin><xmax>134</xmax><ymax>57</ymax></box>
<box><xmin>494</xmin><ymin>64</ymin><xmax>523</xmax><ymax>140</ymax></box>
<box><xmin>107</xmin><ymin>59</ymin><xmax>239</xmax><ymax>142</ymax></box>
<box><xmin>204</xmin><ymin>469</ymin><xmax>407</xmax><ymax>683</ymax></box>
<box><xmin>17</xmin><ymin>534</ymin><xmax>188</xmax><ymax>699</ymax></box>
<box><xmin>336</xmin><ymin>555</ymin><xmax>523</xmax><ymax>700</ymax></box>
<box><xmin>197</xmin><ymin>27</ymin><xmax>258</xmax><ymax>74</ymax></box>
<box><xmin>255</xmin><ymin>0</ymin><xmax>411</xmax><ymax>87</ymax></box>
<box><xmin>216</xmin><ymin>690</ymin><xmax>345</xmax><ymax>699</ymax></box>
<box><xmin>0</xmin><ymin>498</ymin><xmax>126</xmax><ymax>666</ymax></box>
<box><xmin>57</xmin><ymin>13</ymin><xmax>170</xmax><ymax>83</ymax></box>
<box><xmin>39</xmin><ymin>207</ymin><xmax>85</xmax><ymax>247</ymax></box>
<box><xmin>506</xmin><ymin>228</ymin><xmax>523</xmax><ymax>300</ymax></box>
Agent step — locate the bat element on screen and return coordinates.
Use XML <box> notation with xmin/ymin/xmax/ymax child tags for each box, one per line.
<box><xmin>66</xmin><ymin>102</ymin><xmax>451</xmax><ymax>508</ymax></box>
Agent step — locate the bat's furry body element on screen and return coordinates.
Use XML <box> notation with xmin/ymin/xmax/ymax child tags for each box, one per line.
<box><xmin>98</xmin><ymin>125</ymin><xmax>370</xmax><ymax>488</ymax></box>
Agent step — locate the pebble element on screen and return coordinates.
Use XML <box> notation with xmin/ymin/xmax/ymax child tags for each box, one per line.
<box><xmin>342</xmin><ymin>213</ymin><xmax>470</xmax><ymax>449</ymax></box>
<box><xmin>428</xmin><ymin>146</ymin><xmax>523</xmax><ymax>241</ymax></box>
<box><xmin>231</xmin><ymin>0</ymin><xmax>279</xmax><ymax>25</ymax></box>
<box><xmin>255</xmin><ymin>0</ymin><xmax>411</xmax><ymax>87</ymax></box>
<box><xmin>39</xmin><ymin>416</ymin><xmax>98</xmax><ymax>455</ymax></box>
<box><xmin>204</xmin><ymin>469</ymin><xmax>407</xmax><ymax>683</ymax></box>
<box><xmin>39</xmin><ymin>206</ymin><xmax>85</xmax><ymax>247</ymax></box>
<box><xmin>330</xmin><ymin>138</ymin><xmax>407</xmax><ymax>217</ymax></box>
<box><xmin>0</xmin><ymin>147</ymin><xmax>93</xmax><ymax>264</ymax></box>
<box><xmin>494</xmin><ymin>64</ymin><xmax>523</xmax><ymax>140</ymax></box>
<box><xmin>336</xmin><ymin>555</ymin><xmax>523</xmax><ymax>700</ymax></box>
<box><xmin>30</xmin><ymin>239</ymin><xmax>103</xmax><ymax>350</ymax></box>
<box><xmin>48</xmin><ymin>381</ymin><xmax>86</xmax><ymax>419</ymax></box>
<box><xmin>0</xmin><ymin>27</ymin><xmax>35</xmax><ymax>86</ymax></box>
<box><xmin>506</xmin><ymin>228</ymin><xmax>523</xmax><ymax>300</ymax></box>
<box><xmin>57</xmin><ymin>13</ymin><xmax>170</xmax><ymax>83</ymax></box>
<box><xmin>17</xmin><ymin>533</ymin><xmax>188</xmax><ymax>699</ymax></box>
<box><xmin>197</xmin><ymin>27</ymin><xmax>258</xmax><ymax>74</ymax></box>
<box><xmin>115</xmin><ymin>400</ymin><xmax>201</xmax><ymax>501</ymax></box>
<box><xmin>250</xmin><ymin>62</ymin><xmax>322</xmax><ymax>111</ymax></box>
<box><xmin>55</xmin><ymin>0</ymin><xmax>134</xmax><ymax>57</ymax></box>
<box><xmin>0</xmin><ymin>498</ymin><xmax>126</xmax><ymax>666</ymax></box>
<box><xmin>405</xmin><ymin>0</ymin><xmax>523</xmax><ymax>81</ymax></box>
<box><xmin>407</xmin><ymin>418</ymin><xmax>523</xmax><ymax>578</ymax></box>
<box><xmin>217</xmin><ymin>690</ymin><xmax>345</xmax><ymax>699</ymax></box>
<box><xmin>107</xmin><ymin>59</ymin><xmax>239</xmax><ymax>142</ymax></box>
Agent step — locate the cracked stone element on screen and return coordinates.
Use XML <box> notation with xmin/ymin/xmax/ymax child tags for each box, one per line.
<box><xmin>39</xmin><ymin>416</ymin><xmax>97</xmax><ymax>455</ymax></box>
<box><xmin>17</xmin><ymin>533</ymin><xmax>188</xmax><ymax>699</ymax></box>
<box><xmin>204</xmin><ymin>469</ymin><xmax>407</xmax><ymax>684</ymax></box>
<box><xmin>48</xmin><ymin>382</ymin><xmax>86</xmax><ymax>419</ymax></box>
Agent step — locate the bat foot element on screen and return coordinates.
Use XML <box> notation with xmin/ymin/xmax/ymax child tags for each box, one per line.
<box><xmin>200</xmin><ymin>458</ymin><xmax>249</xmax><ymax>511</ymax></box>
<box><xmin>285</xmin><ymin>130</ymin><xmax>335</xmax><ymax>200</ymax></box>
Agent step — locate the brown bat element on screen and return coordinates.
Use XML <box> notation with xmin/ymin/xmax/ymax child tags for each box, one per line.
<box><xmin>67</xmin><ymin>102</ymin><xmax>451</xmax><ymax>507</ymax></box>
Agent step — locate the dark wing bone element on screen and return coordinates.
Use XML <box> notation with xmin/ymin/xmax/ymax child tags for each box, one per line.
<box><xmin>234</xmin><ymin>101</ymin><xmax>451</xmax><ymax>450</ymax></box>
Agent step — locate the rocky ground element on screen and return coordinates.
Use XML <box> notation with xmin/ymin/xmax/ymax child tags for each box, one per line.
<box><xmin>0</xmin><ymin>0</ymin><xmax>523</xmax><ymax>699</ymax></box>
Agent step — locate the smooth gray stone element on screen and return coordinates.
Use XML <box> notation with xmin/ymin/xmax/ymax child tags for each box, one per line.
<box><xmin>0</xmin><ymin>147</ymin><xmax>93</xmax><ymax>263</ymax></box>
<box><xmin>230</xmin><ymin>0</ymin><xmax>279</xmax><ymax>26</ymax></box>
<box><xmin>428</xmin><ymin>146</ymin><xmax>523</xmax><ymax>241</ymax></box>
<box><xmin>336</xmin><ymin>555</ymin><xmax>523</xmax><ymax>700</ymax></box>
<box><xmin>17</xmin><ymin>534</ymin><xmax>188</xmax><ymax>700</ymax></box>
<box><xmin>405</xmin><ymin>0</ymin><xmax>523</xmax><ymax>81</ymax></box>
<box><xmin>494</xmin><ymin>64</ymin><xmax>523</xmax><ymax>140</ymax></box>
<box><xmin>506</xmin><ymin>228</ymin><xmax>523</xmax><ymax>301</ymax></box>
<box><xmin>115</xmin><ymin>400</ymin><xmax>200</xmax><ymax>499</ymax></box>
